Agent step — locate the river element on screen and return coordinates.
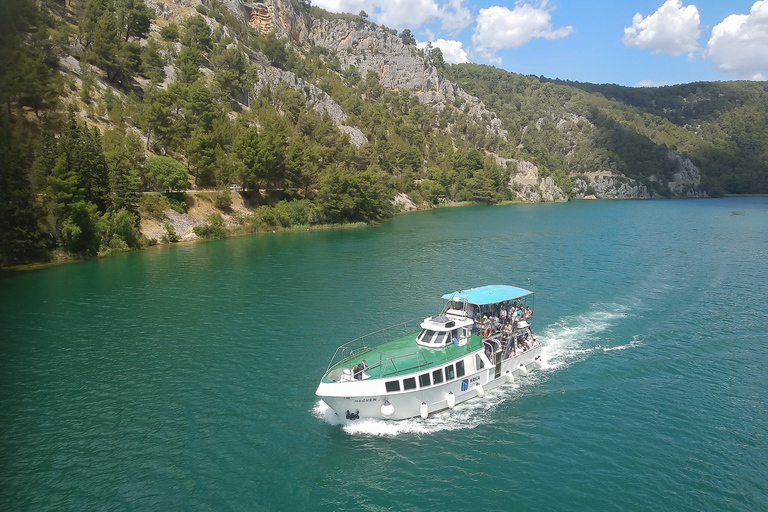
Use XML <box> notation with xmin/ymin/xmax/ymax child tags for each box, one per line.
<box><xmin>1</xmin><ymin>197</ymin><xmax>767</xmax><ymax>511</ymax></box>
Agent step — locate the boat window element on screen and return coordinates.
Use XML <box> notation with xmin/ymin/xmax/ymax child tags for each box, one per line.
<box><xmin>456</xmin><ymin>360</ymin><xmax>465</xmax><ymax>377</ymax></box>
<box><xmin>433</xmin><ymin>369</ymin><xmax>444</xmax><ymax>384</ymax></box>
<box><xmin>385</xmin><ymin>380</ymin><xmax>400</xmax><ymax>392</ymax></box>
<box><xmin>419</xmin><ymin>373</ymin><xmax>431</xmax><ymax>388</ymax></box>
<box><xmin>403</xmin><ymin>377</ymin><xmax>417</xmax><ymax>390</ymax></box>
<box><xmin>436</xmin><ymin>332</ymin><xmax>448</xmax><ymax>345</ymax></box>
<box><xmin>420</xmin><ymin>330</ymin><xmax>439</xmax><ymax>344</ymax></box>
<box><xmin>475</xmin><ymin>354</ymin><xmax>485</xmax><ymax>370</ymax></box>
<box><xmin>445</xmin><ymin>365</ymin><xmax>455</xmax><ymax>381</ymax></box>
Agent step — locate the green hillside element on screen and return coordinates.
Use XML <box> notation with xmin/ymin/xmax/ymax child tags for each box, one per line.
<box><xmin>1</xmin><ymin>0</ymin><xmax>767</xmax><ymax>267</ymax></box>
<box><xmin>446</xmin><ymin>65</ymin><xmax>768</xmax><ymax>196</ymax></box>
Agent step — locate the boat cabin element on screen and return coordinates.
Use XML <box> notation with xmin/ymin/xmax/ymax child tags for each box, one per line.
<box><xmin>416</xmin><ymin>315</ymin><xmax>473</xmax><ymax>347</ymax></box>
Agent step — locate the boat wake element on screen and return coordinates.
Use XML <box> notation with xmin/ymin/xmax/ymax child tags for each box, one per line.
<box><xmin>538</xmin><ymin>302</ymin><xmax>637</xmax><ymax>370</ymax></box>
<box><xmin>313</xmin><ymin>301</ymin><xmax>642</xmax><ymax>437</ymax></box>
<box><xmin>600</xmin><ymin>335</ymin><xmax>644</xmax><ymax>352</ymax></box>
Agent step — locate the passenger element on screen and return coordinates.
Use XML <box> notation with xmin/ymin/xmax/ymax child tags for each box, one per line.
<box><xmin>353</xmin><ymin>360</ymin><xmax>368</xmax><ymax>380</ymax></box>
<box><xmin>524</xmin><ymin>306</ymin><xmax>532</xmax><ymax>319</ymax></box>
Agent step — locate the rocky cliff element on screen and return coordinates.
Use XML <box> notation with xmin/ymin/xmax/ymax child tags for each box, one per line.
<box><xmin>305</xmin><ymin>18</ymin><xmax>506</xmax><ymax>140</ymax></box>
<box><xmin>502</xmin><ymin>150</ymin><xmax>705</xmax><ymax>202</ymax></box>
<box><xmin>225</xmin><ymin>0</ymin><xmax>506</xmax><ymax>140</ymax></box>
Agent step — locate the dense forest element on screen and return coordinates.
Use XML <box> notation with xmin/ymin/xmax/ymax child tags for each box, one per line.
<box><xmin>1</xmin><ymin>0</ymin><xmax>767</xmax><ymax>267</ymax></box>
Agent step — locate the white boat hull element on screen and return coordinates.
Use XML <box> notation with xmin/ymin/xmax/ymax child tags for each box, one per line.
<box><xmin>318</xmin><ymin>346</ymin><xmax>542</xmax><ymax>421</ymax></box>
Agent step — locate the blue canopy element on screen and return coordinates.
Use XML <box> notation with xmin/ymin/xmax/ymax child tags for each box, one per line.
<box><xmin>441</xmin><ymin>285</ymin><xmax>532</xmax><ymax>305</ymax></box>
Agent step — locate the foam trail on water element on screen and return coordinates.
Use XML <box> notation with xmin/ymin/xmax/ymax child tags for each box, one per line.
<box><xmin>314</xmin><ymin>301</ymin><xmax>641</xmax><ymax>436</ymax></box>
<box><xmin>600</xmin><ymin>334</ymin><xmax>644</xmax><ymax>352</ymax></box>
<box><xmin>538</xmin><ymin>302</ymin><xmax>632</xmax><ymax>370</ymax></box>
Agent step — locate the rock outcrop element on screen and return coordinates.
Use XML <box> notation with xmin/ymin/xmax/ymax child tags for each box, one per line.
<box><xmin>503</xmin><ymin>159</ymin><xmax>568</xmax><ymax>203</ymax></box>
<box><xmin>572</xmin><ymin>172</ymin><xmax>651</xmax><ymax>200</ymax></box>
<box><xmin>666</xmin><ymin>150</ymin><xmax>708</xmax><ymax>198</ymax></box>
<box><xmin>393</xmin><ymin>192</ymin><xmax>417</xmax><ymax>211</ymax></box>
<box><xmin>254</xmin><ymin>66</ymin><xmax>368</xmax><ymax>147</ymax></box>
<box><xmin>502</xmin><ymin>159</ymin><xmax>654</xmax><ymax>202</ymax></box>
<box><xmin>231</xmin><ymin>0</ymin><xmax>312</xmax><ymax>41</ymax></box>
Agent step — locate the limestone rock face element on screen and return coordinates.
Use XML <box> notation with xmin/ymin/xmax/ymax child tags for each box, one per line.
<box><xmin>666</xmin><ymin>150</ymin><xmax>708</xmax><ymax>198</ymax></box>
<box><xmin>537</xmin><ymin>177</ymin><xmax>569</xmax><ymax>203</ymax></box>
<box><xmin>254</xmin><ymin>66</ymin><xmax>368</xmax><ymax>147</ymax></box>
<box><xmin>393</xmin><ymin>192</ymin><xmax>417</xmax><ymax>211</ymax></box>
<box><xmin>502</xmin><ymin>160</ymin><xmax>653</xmax><ymax>202</ymax></box>
<box><xmin>224</xmin><ymin>0</ymin><xmax>506</xmax><ymax>140</ymax></box>
<box><xmin>307</xmin><ymin>18</ymin><xmax>506</xmax><ymax>139</ymax></box>
<box><xmin>572</xmin><ymin>171</ymin><xmax>651</xmax><ymax>200</ymax></box>
<box><xmin>503</xmin><ymin>159</ymin><xmax>567</xmax><ymax>203</ymax></box>
<box><xmin>555</xmin><ymin>113</ymin><xmax>593</xmax><ymax>131</ymax></box>
<box><xmin>224</xmin><ymin>0</ymin><xmax>311</xmax><ymax>39</ymax></box>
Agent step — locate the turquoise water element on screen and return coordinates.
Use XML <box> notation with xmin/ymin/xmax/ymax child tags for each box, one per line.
<box><xmin>1</xmin><ymin>198</ymin><xmax>767</xmax><ymax>511</ymax></box>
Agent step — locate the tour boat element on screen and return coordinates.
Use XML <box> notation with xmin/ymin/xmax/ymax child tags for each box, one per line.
<box><xmin>316</xmin><ymin>285</ymin><xmax>543</xmax><ymax>421</ymax></box>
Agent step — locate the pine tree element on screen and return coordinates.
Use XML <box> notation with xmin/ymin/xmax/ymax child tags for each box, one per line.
<box><xmin>0</xmin><ymin>122</ymin><xmax>44</xmax><ymax>265</ymax></box>
<box><xmin>81</xmin><ymin>126</ymin><xmax>111</xmax><ymax>212</ymax></box>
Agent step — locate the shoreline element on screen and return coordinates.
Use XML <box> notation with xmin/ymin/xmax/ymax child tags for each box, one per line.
<box><xmin>1</xmin><ymin>220</ymin><xmax>373</xmax><ymax>272</ymax></box>
<box><xmin>3</xmin><ymin>195</ymin><xmax>761</xmax><ymax>272</ymax></box>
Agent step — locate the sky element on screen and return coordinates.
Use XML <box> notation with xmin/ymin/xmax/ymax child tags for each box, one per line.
<box><xmin>310</xmin><ymin>0</ymin><xmax>768</xmax><ymax>86</ymax></box>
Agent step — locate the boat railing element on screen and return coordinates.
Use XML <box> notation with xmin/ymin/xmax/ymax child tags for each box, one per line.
<box><xmin>323</xmin><ymin>322</ymin><xmax>495</xmax><ymax>383</ymax></box>
<box><xmin>323</xmin><ymin>317</ymin><xmax>426</xmax><ymax>377</ymax></box>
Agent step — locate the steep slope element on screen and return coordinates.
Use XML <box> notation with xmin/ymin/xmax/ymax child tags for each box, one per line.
<box><xmin>4</xmin><ymin>0</ymin><xmax>767</xmax><ymax>267</ymax></box>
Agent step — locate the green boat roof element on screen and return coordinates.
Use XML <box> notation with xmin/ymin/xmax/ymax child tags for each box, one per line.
<box><xmin>322</xmin><ymin>333</ymin><xmax>484</xmax><ymax>382</ymax></box>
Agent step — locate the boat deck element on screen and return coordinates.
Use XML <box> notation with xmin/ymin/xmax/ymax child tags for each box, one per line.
<box><xmin>323</xmin><ymin>333</ymin><xmax>485</xmax><ymax>382</ymax></box>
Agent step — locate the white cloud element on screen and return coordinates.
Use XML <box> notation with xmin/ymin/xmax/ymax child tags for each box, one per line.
<box><xmin>439</xmin><ymin>0</ymin><xmax>473</xmax><ymax>33</ymax></box>
<box><xmin>623</xmin><ymin>0</ymin><xmax>700</xmax><ymax>58</ymax></box>
<box><xmin>705</xmin><ymin>0</ymin><xmax>768</xmax><ymax>79</ymax></box>
<box><xmin>418</xmin><ymin>38</ymin><xmax>470</xmax><ymax>64</ymax></box>
<box><xmin>374</xmin><ymin>0</ymin><xmax>440</xmax><ymax>29</ymax></box>
<box><xmin>635</xmin><ymin>80</ymin><xmax>671</xmax><ymax>87</ymax></box>
<box><xmin>471</xmin><ymin>1</ymin><xmax>573</xmax><ymax>64</ymax></box>
<box><xmin>312</xmin><ymin>0</ymin><xmax>469</xmax><ymax>32</ymax></box>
